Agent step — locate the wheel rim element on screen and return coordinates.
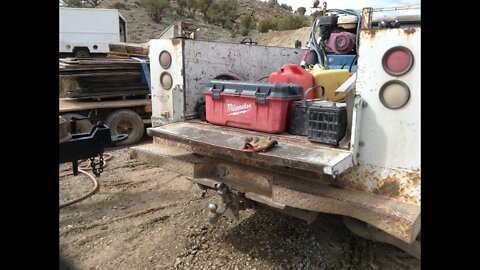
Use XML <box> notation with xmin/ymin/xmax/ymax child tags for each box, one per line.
<box><xmin>115</xmin><ymin>120</ymin><xmax>133</xmax><ymax>135</ymax></box>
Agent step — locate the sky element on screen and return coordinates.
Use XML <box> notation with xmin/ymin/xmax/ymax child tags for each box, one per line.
<box><xmin>263</xmin><ymin>0</ymin><xmax>421</xmax><ymax>15</ymax></box>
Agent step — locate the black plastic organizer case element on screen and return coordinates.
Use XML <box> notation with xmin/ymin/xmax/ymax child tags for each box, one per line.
<box><xmin>306</xmin><ymin>101</ymin><xmax>347</xmax><ymax>146</ymax></box>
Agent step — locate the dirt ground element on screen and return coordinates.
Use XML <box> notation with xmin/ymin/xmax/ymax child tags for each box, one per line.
<box><xmin>59</xmin><ymin>141</ymin><xmax>420</xmax><ymax>270</ymax></box>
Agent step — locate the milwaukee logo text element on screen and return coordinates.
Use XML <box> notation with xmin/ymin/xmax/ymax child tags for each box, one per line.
<box><xmin>226</xmin><ymin>103</ymin><xmax>252</xmax><ymax>116</ymax></box>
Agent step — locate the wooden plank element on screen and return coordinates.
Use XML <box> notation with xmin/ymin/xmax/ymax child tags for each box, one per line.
<box><xmin>59</xmin><ymin>71</ymin><xmax>143</xmax><ymax>77</ymax></box>
<box><xmin>66</xmin><ymin>90</ymin><xmax>149</xmax><ymax>99</ymax></box>
<box><xmin>59</xmin><ymin>98</ymin><xmax>151</xmax><ymax>112</ymax></box>
<box><xmin>59</xmin><ymin>57</ymin><xmax>150</xmax><ymax>99</ymax></box>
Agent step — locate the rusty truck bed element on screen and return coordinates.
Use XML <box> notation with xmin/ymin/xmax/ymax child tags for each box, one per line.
<box><xmin>133</xmin><ymin>121</ymin><xmax>420</xmax><ymax>244</ymax></box>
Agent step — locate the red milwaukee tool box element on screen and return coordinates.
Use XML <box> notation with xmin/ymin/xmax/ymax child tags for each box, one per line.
<box><xmin>204</xmin><ymin>80</ymin><xmax>303</xmax><ymax>133</ymax></box>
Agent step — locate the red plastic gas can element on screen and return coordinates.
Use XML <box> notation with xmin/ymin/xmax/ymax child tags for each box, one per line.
<box><xmin>268</xmin><ymin>64</ymin><xmax>316</xmax><ymax>99</ymax></box>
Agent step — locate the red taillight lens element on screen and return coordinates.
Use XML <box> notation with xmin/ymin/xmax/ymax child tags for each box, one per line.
<box><xmin>382</xmin><ymin>46</ymin><xmax>413</xmax><ymax>76</ymax></box>
<box><xmin>159</xmin><ymin>50</ymin><xmax>172</xmax><ymax>69</ymax></box>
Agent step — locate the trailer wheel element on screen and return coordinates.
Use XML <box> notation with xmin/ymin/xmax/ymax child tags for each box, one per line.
<box><xmin>105</xmin><ymin>109</ymin><xmax>144</xmax><ymax>146</ymax></box>
<box><xmin>62</xmin><ymin>113</ymin><xmax>93</xmax><ymax>134</ymax></box>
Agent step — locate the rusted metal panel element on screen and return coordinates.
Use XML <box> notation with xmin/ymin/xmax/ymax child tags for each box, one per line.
<box><xmin>182</xmin><ymin>40</ymin><xmax>306</xmax><ymax>119</ymax></box>
<box><xmin>272</xmin><ymin>184</ymin><xmax>420</xmax><ymax>243</ymax></box>
<box><xmin>130</xmin><ymin>143</ymin><xmax>212</xmax><ymax>179</ymax></box>
<box><xmin>214</xmin><ymin>164</ymin><xmax>273</xmax><ymax>196</ymax></box>
<box><xmin>136</xmin><ymin>140</ymin><xmax>420</xmax><ymax>243</ymax></box>
<box><xmin>147</xmin><ymin>122</ymin><xmax>354</xmax><ymax>176</ymax></box>
<box><xmin>153</xmin><ymin>135</ymin><xmax>321</xmax><ymax>181</ymax></box>
<box><xmin>337</xmin><ymin>165</ymin><xmax>420</xmax><ymax>204</ymax></box>
<box><xmin>59</xmin><ymin>98</ymin><xmax>151</xmax><ymax>112</ymax></box>
<box><xmin>343</xmin><ymin>217</ymin><xmax>420</xmax><ymax>259</ymax></box>
<box><xmin>245</xmin><ymin>192</ymin><xmax>285</xmax><ymax>209</ymax></box>
<box><xmin>361</xmin><ymin>8</ymin><xmax>373</xmax><ymax>30</ymax></box>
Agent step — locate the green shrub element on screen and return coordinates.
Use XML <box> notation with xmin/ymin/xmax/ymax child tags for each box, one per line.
<box><xmin>276</xmin><ymin>14</ymin><xmax>308</xmax><ymax>31</ymax></box>
<box><xmin>279</xmin><ymin>3</ymin><xmax>292</xmax><ymax>11</ymax></box>
<box><xmin>240</xmin><ymin>28</ymin><xmax>250</xmax><ymax>36</ymax></box>
<box><xmin>257</xmin><ymin>19</ymin><xmax>276</xmax><ymax>33</ymax></box>
<box><xmin>186</xmin><ymin>0</ymin><xmax>197</xmax><ymax>11</ymax></box>
<box><xmin>267</xmin><ymin>0</ymin><xmax>278</xmax><ymax>8</ymax></box>
<box><xmin>296</xmin><ymin>7</ymin><xmax>306</xmax><ymax>15</ymax></box>
<box><xmin>139</xmin><ymin>0</ymin><xmax>170</xmax><ymax>23</ymax></box>
<box><xmin>206</xmin><ymin>0</ymin><xmax>237</xmax><ymax>27</ymax></box>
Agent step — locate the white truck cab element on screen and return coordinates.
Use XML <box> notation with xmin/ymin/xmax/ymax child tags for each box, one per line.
<box><xmin>59</xmin><ymin>7</ymin><xmax>127</xmax><ymax>57</ymax></box>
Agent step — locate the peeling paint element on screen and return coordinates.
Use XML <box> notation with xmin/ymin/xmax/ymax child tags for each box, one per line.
<box><xmin>337</xmin><ymin>165</ymin><xmax>420</xmax><ymax>205</ymax></box>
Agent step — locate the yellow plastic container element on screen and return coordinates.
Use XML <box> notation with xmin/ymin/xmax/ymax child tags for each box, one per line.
<box><xmin>308</xmin><ymin>69</ymin><xmax>350</xmax><ymax>101</ymax></box>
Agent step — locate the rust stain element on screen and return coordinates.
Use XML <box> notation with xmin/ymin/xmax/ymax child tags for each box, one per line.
<box><xmin>363</xmin><ymin>29</ymin><xmax>376</xmax><ymax>38</ymax></box>
<box><xmin>373</xmin><ymin>177</ymin><xmax>400</xmax><ymax>198</ymax></box>
<box><xmin>407</xmin><ymin>172</ymin><xmax>420</xmax><ymax>186</ymax></box>
<box><xmin>352</xmin><ymin>181</ymin><xmax>368</xmax><ymax>192</ymax></box>
<box><xmin>335</xmin><ymin>174</ymin><xmax>368</xmax><ymax>192</ymax></box>
<box><xmin>404</xmin><ymin>28</ymin><xmax>416</xmax><ymax>35</ymax></box>
<box><xmin>171</xmin><ymin>38</ymin><xmax>182</xmax><ymax>46</ymax></box>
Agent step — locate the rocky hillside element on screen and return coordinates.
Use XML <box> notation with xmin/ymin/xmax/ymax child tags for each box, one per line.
<box><xmin>241</xmin><ymin>26</ymin><xmax>312</xmax><ymax>48</ymax></box>
<box><xmin>98</xmin><ymin>0</ymin><xmax>295</xmax><ymax>43</ymax></box>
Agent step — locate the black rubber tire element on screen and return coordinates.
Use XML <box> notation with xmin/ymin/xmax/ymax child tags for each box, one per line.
<box><xmin>105</xmin><ymin>109</ymin><xmax>144</xmax><ymax>146</ymax></box>
<box><xmin>75</xmin><ymin>49</ymin><xmax>90</xmax><ymax>58</ymax></box>
<box><xmin>62</xmin><ymin>113</ymin><xmax>93</xmax><ymax>134</ymax></box>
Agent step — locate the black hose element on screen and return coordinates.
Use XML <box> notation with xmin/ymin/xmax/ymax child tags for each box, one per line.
<box><xmin>256</xmin><ymin>75</ymin><xmax>269</xmax><ymax>82</ymax></box>
<box><xmin>349</xmin><ymin>55</ymin><xmax>358</xmax><ymax>72</ymax></box>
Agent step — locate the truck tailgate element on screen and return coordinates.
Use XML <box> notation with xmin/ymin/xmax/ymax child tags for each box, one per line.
<box><xmin>147</xmin><ymin>121</ymin><xmax>354</xmax><ymax>176</ymax></box>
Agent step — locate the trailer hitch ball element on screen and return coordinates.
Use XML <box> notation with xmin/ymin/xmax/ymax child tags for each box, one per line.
<box><xmin>208</xmin><ymin>203</ymin><xmax>218</xmax><ymax>212</ymax></box>
<box><xmin>208</xmin><ymin>202</ymin><xmax>228</xmax><ymax>224</ymax></box>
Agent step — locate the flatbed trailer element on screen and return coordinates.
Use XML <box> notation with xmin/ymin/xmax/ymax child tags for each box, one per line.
<box><xmin>59</xmin><ymin>97</ymin><xmax>151</xmax><ymax>145</ymax></box>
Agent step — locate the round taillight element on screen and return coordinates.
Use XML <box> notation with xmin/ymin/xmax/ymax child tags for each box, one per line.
<box><xmin>159</xmin><ymin>50</ymin><xmax>172</xmax><ymax>69</ymax></box>
<box><xmin>160</xmin><ymin>72</ymin><xmax>173</xmax><ymax>90</ymax></box>
<box><xmin>382</xmin><ymin>46</ymin><xmax>413</xmax><ymax>76</ymax></box>
<box><xmin>379</xmin><ymin>80</ymin><xmax>410</xmax><ymax>109</ymax></box>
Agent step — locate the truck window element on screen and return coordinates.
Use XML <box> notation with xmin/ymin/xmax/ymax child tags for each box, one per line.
<box><xmin>119</xmin><ymin>18</ymin><xmax>126</xmax><ymax>42</ymax></box>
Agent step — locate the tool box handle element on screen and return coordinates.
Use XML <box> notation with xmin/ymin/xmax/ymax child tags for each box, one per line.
<box><xmin>301</xmin><ymin>85</ymin><xmax>325</xmax><ymax>109</ymax></box>
<box><xmin>240</xmin><ymin>37</ymin><xmax>257</xmax><ymax>45</ymax></box>
<box><xmin>255</xmin><ymin>86</ymin><xmax>270</xmax><ymax>104</ymax></box>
